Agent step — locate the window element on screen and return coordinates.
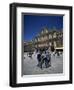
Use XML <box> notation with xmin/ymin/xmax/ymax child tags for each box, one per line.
<box><xmin>53</xmin><ymin>33</ymin><xmax>56</xmax><ymax>38</ymax></box>
<box><xmin>49</xmin><ymin>34</ymin><xmax>52</xmax><ymax>39</ymax></box>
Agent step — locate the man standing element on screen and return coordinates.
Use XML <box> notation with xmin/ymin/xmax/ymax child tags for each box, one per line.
<box><xmin>37</xmin><ymin>51</ymin><xmax>41</xmax><ymax>67</ymax></box>
<box><xmin>46</xmin><ymin>51</ymin><xmax>51</xmax><ymax>67</ymax></box>
<box><xmin>41</xmin><ymin>51</ymin><xmax>49</xmax><ymax>68</ymax></box>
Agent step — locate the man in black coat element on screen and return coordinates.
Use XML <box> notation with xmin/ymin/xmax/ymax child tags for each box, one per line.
<box><xmin>37</xmin><ymin>52</ymin><xmax>41</xmax><ymax>67</ymax></box>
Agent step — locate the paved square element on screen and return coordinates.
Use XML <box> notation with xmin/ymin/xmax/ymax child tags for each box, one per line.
<box><xmin>22</xmin><ymin>53</ymin><xmax>63</xmax><ymax>75</ymax></box>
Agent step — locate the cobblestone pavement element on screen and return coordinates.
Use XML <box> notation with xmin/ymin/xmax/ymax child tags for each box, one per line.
<box><xmin>22</xmin><ymin>53</ymin><xmax>63</xmax><ymax>75</ymax></box>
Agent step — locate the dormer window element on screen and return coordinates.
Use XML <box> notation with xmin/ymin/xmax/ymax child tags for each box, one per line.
<box><xmin>49</xmin><ymin>34</ymin><xmax>52</xmax><ymax>39</ymax></box>
<box><xmin>41</xmin><ymin>30</ymin><xmax>43</xmax><ymax>34</ymax></box>
<box><xmin>46</xmin><ymin>29</ymin><xmax>48</xmax><ymax>33</ymax></box>
<box><xmin>53</xmin><ymin>33</ymin><xmax>56</xmax><ymax>38</ymax></box>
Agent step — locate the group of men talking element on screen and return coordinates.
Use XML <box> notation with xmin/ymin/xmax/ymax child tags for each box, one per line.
<box><xmin>37</xmin><ymin>49</ymin><xmax>51</xmax><ymax>69</ymax></box>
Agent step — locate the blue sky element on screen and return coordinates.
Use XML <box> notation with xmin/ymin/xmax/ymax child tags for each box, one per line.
<box><xmin>23</xmin><ymin>15</ymin><xmax>63</xmax><ymax>41</ymax></box>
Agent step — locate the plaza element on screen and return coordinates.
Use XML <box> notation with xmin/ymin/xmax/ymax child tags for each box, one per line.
<box><xmin>22</xmin><ymin>53</ymin><xmax>63</xmax><ymax>75</ymax></box>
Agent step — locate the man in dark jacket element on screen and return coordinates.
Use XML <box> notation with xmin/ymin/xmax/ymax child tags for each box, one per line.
<box><xmin>37</xmin><ymin>52</ymin><xmax>41</xmax><ymax>67</ymax></box>
<box><xmin>46</xmin><ymin>52</ymin><xmax>51</xmax><ymax>67</ymax></box>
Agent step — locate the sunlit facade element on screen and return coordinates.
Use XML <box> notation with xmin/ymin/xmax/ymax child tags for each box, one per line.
<box><xmin>33</xmin><ymin>28</ymin><xmax>63</xmax><ymax>50</ymax></box>
<box><xmin>24</xmin><ymin>28</ymin><xmax>63</xmax><ymax>52</ymax></box>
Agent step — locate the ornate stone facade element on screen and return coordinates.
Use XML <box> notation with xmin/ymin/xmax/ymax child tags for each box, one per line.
<box><xmin>33</xmin><ymin>28</ymin><xmax>63</xmax><ymax>50</ymax></box>
<box><xmin>24</xmin><ymin>28</ymin><xmax>63</xmax><ymax>52</ymax></box>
